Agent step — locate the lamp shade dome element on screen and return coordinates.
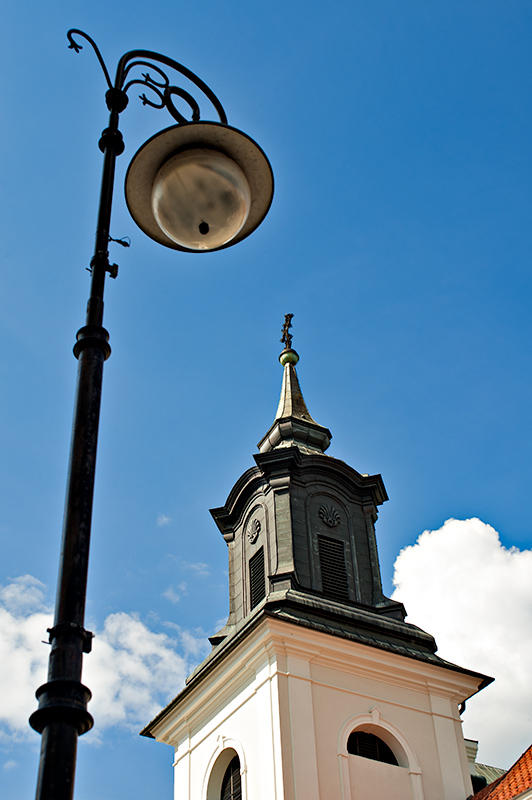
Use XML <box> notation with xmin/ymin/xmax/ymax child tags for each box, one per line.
<box><xmin>125</xmin><ymin>122</ymin><xmax>273</xmax><ymax>253</ymax></box>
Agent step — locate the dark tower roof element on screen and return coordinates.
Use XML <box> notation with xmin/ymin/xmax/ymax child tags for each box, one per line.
<box><xmin>208</xmin><ymin>323</ymin><xmax>428</xmax><ymax>651</ymax></box>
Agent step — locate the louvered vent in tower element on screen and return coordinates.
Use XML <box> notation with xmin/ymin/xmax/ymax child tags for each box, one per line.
<box><xmin>318</xmin><ymin>534</ymin><xmax>349</xmax><ymax>601</ymax></box>
<box><xmin>249</xmin><ymin>547</ymin><xmax>266</xmax><ymax>609</ymax></box>
<box><xmin>346</xmin><ymin>731</ymin><xmax>398</xmax><ymax>765</ymax></box>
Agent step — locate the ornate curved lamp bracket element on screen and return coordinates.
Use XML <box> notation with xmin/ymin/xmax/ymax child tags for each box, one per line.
<box><xmin>67</xmin><ymin>29</ymin><xmax>227</xmax><ymax>125</ymax></box>
<box><xmin>67</xmin><ymin>29</ymin><xmax>113</xmax><ymax>89</ymax></box>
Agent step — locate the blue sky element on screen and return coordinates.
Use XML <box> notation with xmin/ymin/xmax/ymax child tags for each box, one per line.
<box><xmin>1</xmin><ymin>2</ymin><xmax>531</xmax><ymax>798</ymax></box>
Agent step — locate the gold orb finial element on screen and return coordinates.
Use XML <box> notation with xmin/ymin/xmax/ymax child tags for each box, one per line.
<box><xmin>279</xmin><ymin>348</ymin><xmax>299</xmax><ymax>366</ymax></box>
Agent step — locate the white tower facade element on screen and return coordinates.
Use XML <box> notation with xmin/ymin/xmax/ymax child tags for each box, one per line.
<box><xmin>142</xmin><ymin>336</ymin><xmax>491</xmax><ymax>800</ymax></box>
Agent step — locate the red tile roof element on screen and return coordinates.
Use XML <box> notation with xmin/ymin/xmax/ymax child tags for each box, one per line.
<box><xmin>472</xmin><ymin>745</ymin><xmax>532</xmax><ymax>800</ymax></box>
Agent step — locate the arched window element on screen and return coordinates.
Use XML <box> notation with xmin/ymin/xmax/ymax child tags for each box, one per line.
<box><xmin>220</xmin><ymin>755</ymin><xmax>241</xmax><ymax>800</ymax></box>
<box><xmin>347</xmin><ymin>731</ymin><xmax>399</xmax><ymax>766</ymax></box>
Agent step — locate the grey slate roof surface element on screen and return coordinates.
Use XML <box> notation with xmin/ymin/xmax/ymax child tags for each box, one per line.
<box><xmin>472</xmin><ymin>763</ymin><xmax>507</xmax><ymax>785</ymax></box>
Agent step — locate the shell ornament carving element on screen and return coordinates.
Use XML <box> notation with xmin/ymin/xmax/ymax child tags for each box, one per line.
<box><xmin>247</xmin><ymin>518</ymin><xmax>261</xmax><ymax>543</ymax></box>
<box><xmin>319</xmin><ymin>504</ymin><xmax>341</xmax><ymax>528</ymax></box>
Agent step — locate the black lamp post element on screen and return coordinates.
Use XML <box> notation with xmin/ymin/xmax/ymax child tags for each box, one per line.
<box><xmin>29</xmin><ymin>29</ymin><xmax>273</xmax><ymax>800</ymax></box>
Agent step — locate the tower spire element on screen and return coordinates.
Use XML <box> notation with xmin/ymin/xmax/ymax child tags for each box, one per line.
<box><xmin>257</xmin><ymin>315</ymin><xmax>332</xmax><ymax>454</ymax></box>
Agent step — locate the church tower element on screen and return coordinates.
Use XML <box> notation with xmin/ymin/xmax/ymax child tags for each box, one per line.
<box><xmin>142</xmin><ymin>318</ymin><xmax>492</xmax><ymax>800</ymax></box>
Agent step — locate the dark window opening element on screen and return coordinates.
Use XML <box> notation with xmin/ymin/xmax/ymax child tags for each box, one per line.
<box><xmin>471</xmin><ymin>775</ymin><xmax>488</xmax><ymax>792</ymax></box>
<box><xmin>347</xmin><ymin>731</ymin><xmax>399</xmax><ymax>766</ymax></box>
<box><xmin>221</xmin><ymin>755</ymin><xmax>241</xmax><ymax>800</ymax></box>
<box><xmin>249</xmin><ymin>546</ymin><xmax>265</xmax><ymax>609</ymax></box>
<box><xmin>318</xmin><ymin>534</ymin><xmax>349</xmax><ymax>601</ymax></box>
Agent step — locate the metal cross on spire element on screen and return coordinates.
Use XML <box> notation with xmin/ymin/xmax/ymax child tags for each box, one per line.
<box><xmin>281</xmin><ymin>313</ymin><xmax>294</xmax><ymax>350</ymax></box>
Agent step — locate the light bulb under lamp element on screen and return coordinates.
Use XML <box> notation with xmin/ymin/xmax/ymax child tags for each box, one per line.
<box><xmin>151</xmin><ymin>148</ymin><xmax>251</xmax><ymax>250</ymax></box>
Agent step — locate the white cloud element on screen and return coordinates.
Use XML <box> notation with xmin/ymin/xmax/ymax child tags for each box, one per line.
<box><xmin>179</xmin><ymin>629</ymin><xmax>209</xmax><ymax>660</ymax></box>
<box><xmin>161</xmin><ymin>621</ymin><xmax>210</xmax><ymax>661</ymax></box>
<box><xmin>182</xmin><ymin>561</ymin><xmax>210</xmax><ymax>577</ymax></box>
<box><xmin>0</xmin><ymin>589</ymin><xmax>51</xmax><ymax>739</ymax></box>
<box><xmin>84</xmin><ymin>613</ymin><xmax>187</xmax><ymax>732</ymax></box>
<box><xmin>156</xmin><ymin>513</ymin><xmax>171</xmax><ymax>527</ymax></box>
<box><xmin>3</xmin><ymin>760</ymin><xmax>17</xmax><ymax>770</ymax></box>
<box><xmin>163</xmin><ymin>581</ymin><xmax>188</xmax><ymax>604</ymax></box>
<box><xmin>392</xmin><ymin>518</ymin><xmax>532</xmax><ymax>769</ymax></box>
<box><xmin>0</xmin><ymin>574</ymin><xmax>47</xmax><ymax>614</ymax></box>
<box><xmin>0</xmin><ymin>576</ymin><xmax>203</xmax><ymax>740</ymax></box>
<box><xmin>163</xmin><ymin>586</ymin><xmax>181</xmax><ymax>604</ymax></box>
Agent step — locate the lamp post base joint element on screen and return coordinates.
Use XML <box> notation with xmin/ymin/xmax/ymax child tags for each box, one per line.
<box><xmin>73</xmin><ymin>325</ymin><xmax>111</xmax><ymax>360</ymax></box>
<box><xmin>98</xmin><ymin>127</ymin><xmax>125</xmax><ymax>155</ymax></box>
<box><xmin>29</xmin><ymin>680</ymin><xmax>94</xmax><ymax>736</ymax></box>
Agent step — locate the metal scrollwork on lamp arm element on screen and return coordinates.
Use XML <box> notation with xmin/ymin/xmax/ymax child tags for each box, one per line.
<box><xmin>66</xmin><ymin>28</ymin><xmax>228</xmax><ymax>125</ymax></box>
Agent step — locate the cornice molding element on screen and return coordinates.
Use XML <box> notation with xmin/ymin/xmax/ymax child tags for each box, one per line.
<box><xmin>142</xmin><ymin>615</ymin><xmax>491</xmax><ymax>745</ymax></box>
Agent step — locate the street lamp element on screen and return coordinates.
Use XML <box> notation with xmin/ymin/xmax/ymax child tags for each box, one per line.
<box><xmin>28</xmin><ymin>29</ymin><xmax>273</xmax><ymax>800</ymax></box>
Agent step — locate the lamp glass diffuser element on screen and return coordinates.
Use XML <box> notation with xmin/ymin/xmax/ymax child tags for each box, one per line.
<box><xmin>151</xmin><ymin>148</ymin><xmax>251</xmax><ymax>250</ymax></box>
